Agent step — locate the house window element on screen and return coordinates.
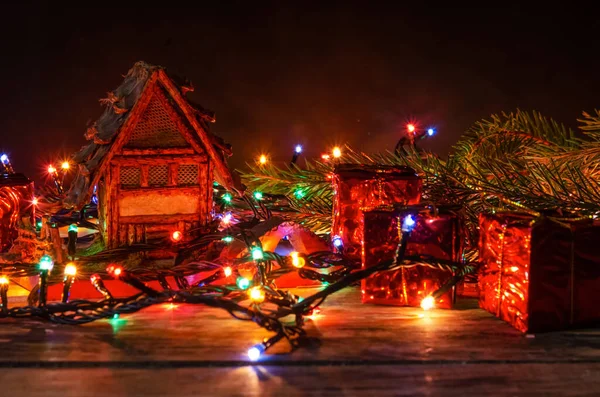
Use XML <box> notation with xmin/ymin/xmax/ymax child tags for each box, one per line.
<box><xmin>149</xmin><ymin>165</ymin><xmax>169</xmax><ymax>186</ymax></box>
<box><xmin>177</xmin><ymin>164</ymin><xmax>199</xmax><ymax>186</ymax></box>
<box><xmin>120</xmin><ymin>167</ymin><xmax>141</xmax><ymax>188</ymax></box>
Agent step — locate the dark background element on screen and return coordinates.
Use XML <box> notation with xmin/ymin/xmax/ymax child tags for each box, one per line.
<box><xmin>1</xmin><ymin>2</ymin><xmax>599</xmax><ymax>182</ymax></box>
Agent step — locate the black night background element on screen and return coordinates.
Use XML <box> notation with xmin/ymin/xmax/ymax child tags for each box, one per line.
<box><xmin>1</xmin><ymin>2</ymin><xmax>599</xmax><ymax>180</ymax></box>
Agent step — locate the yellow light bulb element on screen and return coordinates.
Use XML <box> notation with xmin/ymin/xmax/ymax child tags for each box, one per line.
<box><xmin>64</xmin><ymin>263</ymin><xmax>77</xmax><ymax>276</ymax></box>
<box><xmin>0</xmin><ymin>276</ymin><xmax>8</xmax><ymax>285</ymax></box>
<box><xmin>248</xmin><ymin>286</ymin><xmax>265</xmax><ymax>303</ymax></box>
<box><xmin>224</xmin><ymin>266</ymin><xmax>232</xmax><ymax>277</ymax></box>
<box><xmin>290</xmin><ymin>251</ymin><xmax>305</xmax><ymax>268</ymax></box>
<box><xmin>332</xmin><ymin>147</ymin><xmax>342</xmax><ymax>158</ymax></box>
<box><xmin>259</xmin><ymin>154</ymin><xmax>268</xmax><ymax>165</ymax></box>
<box><xmin>61</xmin><ymin>161</ymin><xmax>70</xmax><ymax>170</ymax></box>
<box><xmin>421</xmin><ymin>296</ymin><xmax>435</xmax><ymax>311</ymax></box>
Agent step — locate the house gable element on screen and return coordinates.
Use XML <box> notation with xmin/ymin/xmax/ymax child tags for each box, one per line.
<box><xmin>123</xmin><ymin>85</ymin><xmax>197</xmax><ymax>150</ymax></box>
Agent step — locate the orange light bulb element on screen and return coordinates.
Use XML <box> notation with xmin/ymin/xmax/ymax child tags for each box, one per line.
<box><xmin>259</xmin><ymin>154</ymin><xmax>268</xmax><ymax>165</ymax></box>
<box><xmin>290</xmin><ymin>251</ymin><xmax>305</xmax><ymax>268</ymax></box>
<box><xmin>64</xmin><ymin>263</ymin><xmax>77</xmax><ymax>276</ymax></box>
<box><xmin>421</xmin><ymin>296</ymin><xmax>435</xmax><ymax>311</ymax></box>
<box><xmin>248</xmin><ymin>286</ymin><xmax>265</xmax><ymax>303</ymax></box>
<box><xmin>171</xmin><ymin>230</ymin><xmax>183</xmax><ymax>242</ymax></box>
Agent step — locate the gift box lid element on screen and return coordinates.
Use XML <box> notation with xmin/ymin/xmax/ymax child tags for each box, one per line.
<box><xmin>333</xmin><ymin>164</ymin><xmax>419</xmax><ymax>179</ymax></box>
<box><xmin>364</xmin><ymin>203</ymin><xmax>463</xmax><ymax>216</ymax></box>
<box><xmin>480</xmin><ymin>210</ymin><xmax>594</xmax><ymax>229</ymax></box>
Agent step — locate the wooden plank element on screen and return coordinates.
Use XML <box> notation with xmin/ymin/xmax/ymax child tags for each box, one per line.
<box><xmin>1</xmin><ymin>364</ymin><xmax>600</xmax><ymax>396</ymax></box>
<box><xmin>197</xmin><ymin>159</ymin><xmax>209</xmax><ymax>221</ymax></box>
<box><xmin>108</xmin><ymin>165</ymin><xmax>119</xmax><ymax>249</ymax></box>
<box><xmin>118</xmin><ymin>224</ymin><xmax>127</xmax><ymax>247</ymax></box>
<box><xmin>121</xmin><ymin>148</ymin><xmax>195</xmax><ymax>156</ymax></box>
<box><xmin>168</xmin><ymin>163</ymin><xmax>178</xmax><ymax>187</ymax></box>
<box><xmin>140</xmin><ymin>165</ymin><xmax>149</xmax><ymax>187</ymax></box>
<box><xmin>112</xmin><ymin>154</ymin><xmax>207</xmax><ymax>166</ymax></box>
<box><xmin>127</xmin><ymin>224</ymin><xmax>135</xmax><ymax>245</ymax></box>
<box><xmin>135</xmin><ymin>224</ymin><xmax>144</xmax><ymax>244</ymax></box>
<box><xmin>120</xmin><ymin>214</ymin><xmax>200</xmax><ymax>224</ymax></box>
<box><xmin>117</xmin><ymin>186</ymin><xmax>201</xmax><ymax>195</ymax></box>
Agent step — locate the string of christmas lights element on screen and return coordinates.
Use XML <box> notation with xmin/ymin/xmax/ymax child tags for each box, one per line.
<box><xmin>0</xmin><ymin>209</ymin><xmax>473</xmax><ymax>360</ymax></box>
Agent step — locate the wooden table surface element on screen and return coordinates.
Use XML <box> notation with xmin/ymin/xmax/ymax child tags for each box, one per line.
<box><xmin>1</xmin><ymin>287</ymin><xmax>600</xmax><ymax>396</ymax></box>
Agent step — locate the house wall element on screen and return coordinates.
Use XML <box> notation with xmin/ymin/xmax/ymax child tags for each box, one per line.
<box><xmin>105</xmin><ymin>151</ymin><xmax>213</xmax><ymax>248</ymax></box>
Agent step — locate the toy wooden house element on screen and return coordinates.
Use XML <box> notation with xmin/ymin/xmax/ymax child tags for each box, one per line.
<box><xmin>65</xmin><ymin>62</ymin><xmax>236</xmax><ymax>248</ymax></box>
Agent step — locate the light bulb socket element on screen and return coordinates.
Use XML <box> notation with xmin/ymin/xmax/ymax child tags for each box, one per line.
<box><xmin>0</xmin><ymin>279</ymin><xmax>8</xmax><ymax>314</ymax></box>
<box><xmin>61</xmin><ymin>275</ymin><xmax>75</xmax><ymax>303</ymax></box>
<box><xmin>90</xmin><ymin>274</ymin><xmax>113</xmax><ymax>300</ymax></box>
<box><xmin>38</xmin><ymin>270</ymin><xmax>50</xmax><ymax>307</ymax></box>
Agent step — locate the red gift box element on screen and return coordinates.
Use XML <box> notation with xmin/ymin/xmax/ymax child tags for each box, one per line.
<box><xmin>0</xmin><ymin>173</ymin><xmax>35</xmax><ymax>252</ymax></box>
<box><xmin>478</xmin><ymin>212</ymin><xmax>600</xmax><ymax>333</ymax></box>
<box><xmin>361</xmin><ymin>206</ymin><xmax>464</xmax><ymax>308</ymax></box>
<box><xmin>332</xmin><ymin>164</ymin><xmax>422</xmax><ymax>260</ymax></box>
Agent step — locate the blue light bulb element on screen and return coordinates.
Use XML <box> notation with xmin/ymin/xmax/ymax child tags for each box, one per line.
<box><xmin>427</xmin><ymin>128</ymin><xmax>435</xmax><ymax>136</ymax></box>
<box><xmin>332</xmin><ymin>235</ymin><xmax>343</xmax><ymax>248</ymax></box>
<box><xmin>0</xmin><ymin>154</ymin><xmax>8</xmax><ymax>164</ymax></box>
<box><xmin>295</xmin><ymin>144</ymin><xmax>303</xmax><ymax>154</ymax></box>
<box><xmin>247</xmin><ymin>343</ymin><xmax>265</xmax><ymax>361</ymax></box>
<box><xmin>402</xmin><ymin>215</ymin><xmax>416</xmax><ymax>232</ymax></box>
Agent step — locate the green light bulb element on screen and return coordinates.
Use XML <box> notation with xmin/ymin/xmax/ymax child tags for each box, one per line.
<box><xmin>222</xmin><ymin>193</ymin><xmax>233</xmax><ymax>203</ymax></box>
<box><xmin>38</xmin><ymin>255</ymin><xmax>54</xmax><ymax>271</ymax></box>
<box><xmin>294</xmin><ymin>189</ymin><xmax>305</xmax><ymax>199</ymax></box>
<box><xmin>236</xmin><ymin>277</ymin><xmax>251</xmax><ymax>290</ymax></box>
<box><xmin>222</xmin><ymin>236</ymin><xmax>234</xmax><ymax>243</ymax></box>
<box><xmin>68</xmin><ymin>224</ymin><xmax>78</xmax><ymax>233</ymax></box>
<box><xmin>253</xmin><ymin>191</ymin><xmax>263</xmax><ymax>200</ymax></box>
<box><xmin>251</xmin><ymin>247</ymin><xmax>264</xmax><ymax>261</ymax></box>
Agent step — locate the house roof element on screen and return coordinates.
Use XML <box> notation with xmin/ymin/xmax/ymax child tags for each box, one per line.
<box><xmin>64</xmin><ymin>61</ymin><xmax>240</xmax><ymax>209</ymax></box>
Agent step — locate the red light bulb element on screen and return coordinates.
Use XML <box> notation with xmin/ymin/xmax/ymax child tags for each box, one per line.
<box><xmin>407</xmin><ymin>124</ymin><xmax>416</xmax><ymax>133</ymax></box>
<box><xmin>107</xmin><ymin>264</ymin><xmax>123</xmax><ymax>277</ymax></box>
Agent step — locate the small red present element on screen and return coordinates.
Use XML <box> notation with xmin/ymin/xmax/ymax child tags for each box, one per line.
<box><xmin>361</xmin><ymin>205</ymin><xmax>464</xmax><ymax>308</ymax></box>
<box><xmin>478</xmin><ymin>212</ymin><xmax>600</xmax><ymax>333</ymax></box>
<box><xmin>0</xmin><ymin>173</ymin><xmax>35</xmax><ymax>252</ymax></box>
<box><xmin>332</xmin><ymin>164</ymin><xmax>422</xmax><ymax>260</ymax></box>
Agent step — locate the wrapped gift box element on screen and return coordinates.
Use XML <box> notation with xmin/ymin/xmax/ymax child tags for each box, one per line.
<box><xmin>361</xmin><ymin>205</ymin><xmax>464</xmax><ymax>308</ymax></box>
<box><xmin>332</xmin><ymin>164</ymin><xmax>422</xmax><ymax>260</ymax></box>
<box><xmin>478</xmin><ymin>212</ymin><xmax>600</xmax><ymax>333</ymax></box>
<box><xmin>0</xmin><ymin>173</ymin><xmax>35</xmax><ymax>252</ymax></box>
